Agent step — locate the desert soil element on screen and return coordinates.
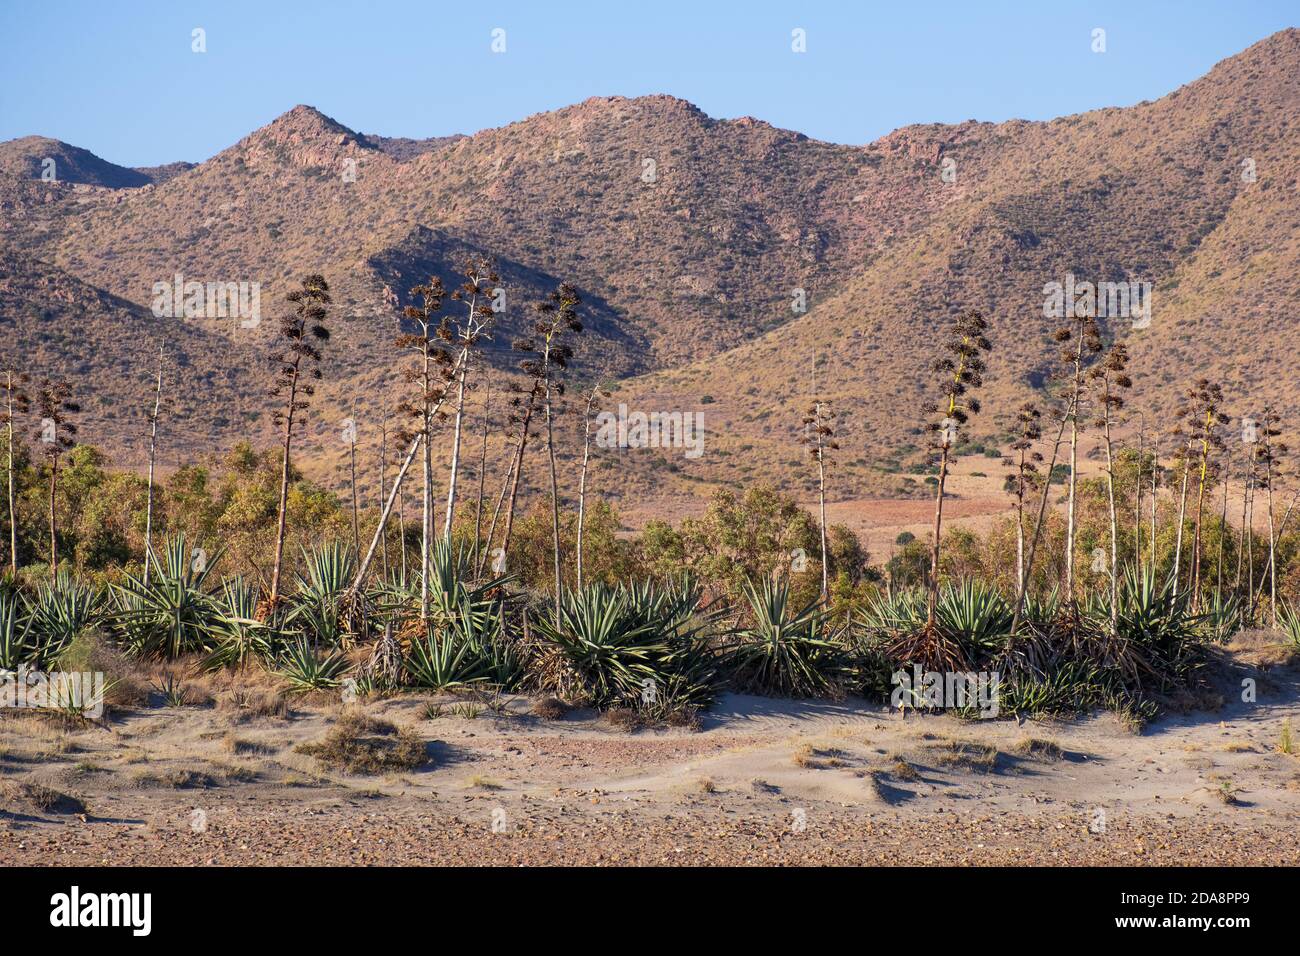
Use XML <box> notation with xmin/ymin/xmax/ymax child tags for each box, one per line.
<box><xmin>3</xmin><ymin>655</ymin><xmax>1298</xmax><ymax>866</ymax></box>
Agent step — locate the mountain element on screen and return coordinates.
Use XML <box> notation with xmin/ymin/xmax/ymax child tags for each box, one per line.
<box><xmin>1</xmin><ymin>29</ymin><xmax>1297</xmax><ymax>511</ymax></box>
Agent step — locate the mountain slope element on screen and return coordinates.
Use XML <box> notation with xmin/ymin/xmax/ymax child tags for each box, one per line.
<box><xmin>0</xmin><ymin>29</ymin><xmax>1296</xmax><ymax>506</ymax></box>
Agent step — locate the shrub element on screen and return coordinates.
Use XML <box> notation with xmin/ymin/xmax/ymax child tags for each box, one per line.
<box><xmin>296</xmin><ymin>712</ymin><xmax>426</xmax><ymax>773</ymax></box>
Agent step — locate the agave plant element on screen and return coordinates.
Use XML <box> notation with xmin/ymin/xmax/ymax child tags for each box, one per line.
<box><xmin>406</xmin><ymin>595</ymin><xmax>520</xmax><ymax>690</ymax></box>
<box><xmin>934</xmin><ymin>579</ymin><xmax>1013</xmax><ymax>658</ymax></box>
<box><xmin>0</xmin><ymin>590</ymin><xmax>34</xmax><ymax>670</ymax></box>
<box><xmin>204</xmin><ymin>575</ymin><xmax>279</xmax><ymax>670</ymax></box>
<box><xmin>1103</xmin><ymin>567</ymin><xmax>1207</xmax><ymax>690</ymax></box>
<box><xmin>1278</xmin><ymin>602</ymin><xmax>1300</xmax><ymax>647</ymax></box>
<box><xmin>1201</xmin><ymin>589</ymin><xmax>1243</xmax><ymax>644</ymax></box>
<box><xmin>276</xmin><ymin>637</ymin><xmax>349</xmax><ymax>692</ymax></box>
<box><xmin>284</xmin><ymin>542</ymin><xmax>361</xmax><ymax>647</ymax></box>
<box><xmin>727</xmin><ymin>578</ymin><xmax>851</xmax><ymax>698</ymax></box>
<box><xmin>111</xmin><ymin>535</ymin><xmax>224</xmax><ymax>659</ymax></box>
<box><xmin>860</xmin><ymin>588</ymin><xmax>928</xmax><ymax>638</ymax></box>
<box><xmin>531</xmin><ymin>583</ymin><xmax>670</xmax><ymax>707</ymax></box>
<box><xmin>26</xmin><ymin>570</ymin><xmax>102</xmax><ymax>666</ymax></box>
<box><xmin>621</xmin><ymin>576</ymin><xmax>724</xmax><ymax>711</ymax></box>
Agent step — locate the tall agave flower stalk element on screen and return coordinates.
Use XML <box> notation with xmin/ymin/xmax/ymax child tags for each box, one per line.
<box><xmin>511</xmin><ymin>283</ymin><xmax>583</xmax><ymax>620</ymax></box>
<box><xmin>2</xmin><ymin>370</ymin><xmax>30</xmax><ymax>576</ymax></box>
<box><xmin>1171</xmin><ymin>436</ymin><xmax>1193</xmax><ymax>596</ymax></box>
<box><xmin>1010</xmin><ymin>396</ymin><xmax>1074</xmax><ymax>636</ymax></box>
<box><xmin>1054</xmin><ymin>312</ymin><xmax>1102</xmax><ymax>602</ymax></box>
<box><xmin>395</xmin><ymin>278</ymin><xmax>453</xmax><ymax>619</ymax></box>
<box><xmin>1256</xmin><ymin>407</ymin><xmax>1287</xmax><ymax>627</ymax></box>
<box><xmin>443</xmin><ymin>260</ymin><xmax>499</xmax><ymax>540</ymax></box>
<box><xmin>802</xmin><ymin>355</ymin><xmax>838</xmax><ymax>600</ymax></box>
<box><xmin>33</xmin><ymin>378</ymin><xmax>79</xmax><ymax>579</ymax></box>
<box><xmin>575</xmin><ymin>373</ymin><xmax>609</xmax><ymax>590</ymax></box>
<box><xmin>472</xmin><ymin>376</ymin><xmax>491</xmax><ymax>577</ymax></box>
<box><xmin>347</xmin><ymin>406</ymin><xmax>360</xmax><ymax>557</ymax></box>
<box><xmin>923</xmin><ymin>310</ymin><xmax>992</xmax><ymax>629</ymax></box>
<box><xmin>1182</xmin><ymin>379</ymin><xmax>1229</xmax><ymax>609</ymax></box>
<box><xmin>539</xmin><ymin>285</ymin><xmax>583</xmax><ymax>620</ymax></box>
<box><xmin>1217</xmin><ymin>445</ymin><xmax>1232</xmax><ymax>594</ymax></box>
<box><xmin>1089</xmin><ymin>342</ymin><xmax>1132</xmax><ymax>631</ymax></box>
<box><xmin>497</xmin><ymin>360</ymin><xmax>543</xmax><ymax>568</ymax></box>
<box><xmin>267</xmin><ymin>275</ymin><xmax>331</xmax><ymax>610</ymax></box>
<box><xmin>377</xmin><ymin>419</ymin><xmax>390</xmax><ymax>578</ymax></box>
<box><xmin>1003</xmin><ymin>403</ymin><xmax>1043</xmax><ymax>594</ymax></box>
<box><xmin>143</xmin><ymin>348</ymin><xmax>164</xmax><ymax>586</ymax></box>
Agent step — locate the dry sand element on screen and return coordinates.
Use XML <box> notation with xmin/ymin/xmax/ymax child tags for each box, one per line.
<box><xmin>3</xmin><ymin>653</ymin><xmax>1298</xmax><ymax>866</ymax></box>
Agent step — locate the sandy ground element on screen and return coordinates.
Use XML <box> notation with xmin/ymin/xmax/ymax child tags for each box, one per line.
<box><xmin>3</xmin><ymin>652</ymin><xmax>1298</xmax><ymax>866</ymax></box>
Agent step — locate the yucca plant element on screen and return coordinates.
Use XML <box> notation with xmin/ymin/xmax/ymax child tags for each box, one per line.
<box><xmin>111</xmin><ymin>535</ymin><xmax>224</xmax><ymax>659</ymax></box>
<box><xmin>276</xmin><ymin>637</ymin><xmax>349</xmax><ymax>692</ymax></box>
<box><xmin>727</xmin><ymin>577</ymin><xmax>851</xmax><ymax>698</ymax></box>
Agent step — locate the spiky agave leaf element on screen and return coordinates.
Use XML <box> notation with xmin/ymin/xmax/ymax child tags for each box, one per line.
<box><xmin>531</xmin><ymin>583</ymin><xmax>668</xmax><ymax>707</ymax></box>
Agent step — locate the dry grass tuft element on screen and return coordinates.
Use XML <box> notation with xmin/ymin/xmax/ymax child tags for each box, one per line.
<box><xmin>219</xmin><ymin>688</ymin><xmax>290</xmax><ymax>722</ymax></box>
<box><xmin>887</xmin><ymin>757</ymin><xmax>920</xmax><ymax>781</ymax></box>
<box><xmin>0</xmin><ymin>780</ymin><xmax>87</xmax><ymax>815</ymax></box>
<box><xmin>793</xmin><ymin>743</ymin><xmax>847</xmax><ymax>770</ymax></box>
<box><xmin>296</xmin><ymin>711</ymin><xmax>426</xmax><ymax>774</ymax></box>
<box><xmin>603</xmin><ymin>707</ymin><xmax>641</xmax><ymax>732</ymax></box>
<box><xmin>532</xmin><ymin>696</ymin><xmax>569</xmax><ymax>720</ymax></box>
<box><xmin>927</xmin><ymin>739</ymin><xmax>1000</xmax><ymax>773</ymax></box>
<box><xmin>1012</xmin><ymin>737</ymin><xmax>1064</xmax><ymax>761</ymax></box>
<box><xmin>221</xmin><ymin>734</ymin><xmax>272</xmax><ymax>756</ymax></box>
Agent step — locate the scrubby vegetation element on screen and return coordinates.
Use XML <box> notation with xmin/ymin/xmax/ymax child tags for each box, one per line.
<box><xmin>3</xmin><ymin>272</ymin><xmax>1298</xmax><ymax>732</ymax></box>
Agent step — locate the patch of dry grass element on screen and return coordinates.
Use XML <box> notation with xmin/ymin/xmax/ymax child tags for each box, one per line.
<box><xmin>222</xmin><ymin>733</ymin><xmax>273</xmax><ymax>756</ymax></box>
<box><xmin>926</xmin><ymin>739</ymin><xmax>1000</xmax><ymax>773</ymax></box>
<box><xmin>296</xmin><ymin>711</ymin><xmax>426</xmax><ymax>774</ymax></box>
<box><xmin>1012</xmin><ymin>737</ymin><xmax>1064</xmax><ymax>761</ymax></box>
<box><xmin>793</xmin><ymin>744</ymin><xmax>847</xmax><ymax>770</ymax></box>
<box><xmin>532</xmin><ymin>696</ymin><xmax>569</xmax><ymax>720</ymax></box>
<box><xmin>0</xmin><ymin>780</ymin><xmax>86</xmax><ymax>815</ymax></box>
<box><xmin>886</xmin><ymin>756</ymin><xmax>920</xmax><ymax>781</ymax></box>
<box><xmin>219</xmin><ymin>688</ymin><xmax>290</xmax><ymax>722</ymax></box>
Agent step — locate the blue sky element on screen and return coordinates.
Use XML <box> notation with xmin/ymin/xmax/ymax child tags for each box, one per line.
<box><xmin>0</xmin><ymin>1</ymin><xmax>1294</xmax><ymax>166</ymax></box>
